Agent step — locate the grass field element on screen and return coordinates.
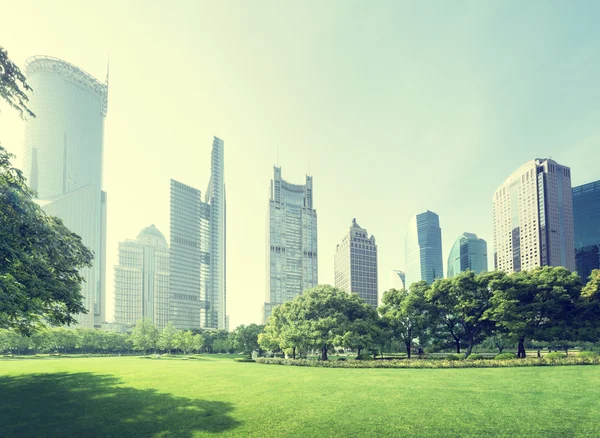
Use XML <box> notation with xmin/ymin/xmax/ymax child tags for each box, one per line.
<box><xmin>1</xmin><ymin>356</ymin><xmax>599</xmax><ymax>437</ymax></box>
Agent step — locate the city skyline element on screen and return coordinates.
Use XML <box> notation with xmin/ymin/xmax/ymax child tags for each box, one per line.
<box><xmin>2</xmin><ymin>1</ymin><xmax>600</xmax><ymax>328</ymax></box>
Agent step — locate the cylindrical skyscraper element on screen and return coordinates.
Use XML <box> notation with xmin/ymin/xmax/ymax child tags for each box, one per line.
<box><xmin>23</xmin><ymin>56</ymin><xmax>108</xmax><ymax>328</ymax></box>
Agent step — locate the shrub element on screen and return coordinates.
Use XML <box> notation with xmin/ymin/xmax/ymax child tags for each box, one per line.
<box><xmin>234</xmin><ymin>358</ymin><xmax>256</xmax><ymax>363</ymax></box>
<box><xmin>255</xmin><ymin>356</ymin><xmax>600</xmax><ymax>369</ymax></box>
<box><xmin>337</xmin><ymin>357</ymin><xmax>347</xmax><ymax>361</ymax></box>
<box><xmin>494</xmin><ymin>353</ymin><xmax>516</xmax><ymax>360</ymax></box>
<box><xmin>545</xmin><ymin>352</ymin><xmax>567</xmax><ymax>359</ymax></box>
<box><xmin>577</xmin><ymin>351</ymin><xmax>599</xmax><ymax>358</ymax></box>
<box><xmin>446</xmin><ymin>354</ymin><xmax>464</xmax><ymax>361</ymax></box>
<box><xmin>467</xmin><ymin>354</ymin><xmax>484</xmax><ymax>361</ymax></box>
<box><xmin>355</xmin><ymin>353</ymin><xmax>373</xmax><ymax>361</ymax></box>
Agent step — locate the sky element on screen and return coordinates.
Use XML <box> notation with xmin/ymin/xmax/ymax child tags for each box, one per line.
<box><xmin>1</xmin><ymin>0</ymin><xmax>600</xmax><ymax>329</ymax></box>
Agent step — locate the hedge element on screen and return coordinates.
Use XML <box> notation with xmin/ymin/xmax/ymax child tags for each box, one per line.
<box><xmin>254</xmin><ymin>356</ymin><xmax>600</xmax><ymax>369</ymax></box>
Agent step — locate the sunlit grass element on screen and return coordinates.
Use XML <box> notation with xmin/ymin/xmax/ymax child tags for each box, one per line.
<box><xmin>1</xmin><ymin>356</ymin><xmax>598</xmax><ymax>437</ymax></box>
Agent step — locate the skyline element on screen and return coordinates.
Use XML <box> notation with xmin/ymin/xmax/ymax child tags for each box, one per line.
<box><xmin>2</xmin><ymin>1</ymin><xmax>600</xmax><ymax>328</ymax></box>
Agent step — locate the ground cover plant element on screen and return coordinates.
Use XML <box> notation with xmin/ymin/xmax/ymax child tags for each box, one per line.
<box><xmin>1</xmin><ymin>355</ymin><xmax>599</xmax><ymax>437</ymax></box>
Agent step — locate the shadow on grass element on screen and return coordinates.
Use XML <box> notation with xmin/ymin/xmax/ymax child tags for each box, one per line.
<box><xmin>0</xmin><ymin>372</ymin><xmax>241</xmax><ymax>437</ymax></box>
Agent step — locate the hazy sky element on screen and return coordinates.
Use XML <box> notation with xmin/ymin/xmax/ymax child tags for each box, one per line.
<box><xmin>1</xmin><ymin>1</ymin><xmax>599</xmax><ymax>328</ymax></box>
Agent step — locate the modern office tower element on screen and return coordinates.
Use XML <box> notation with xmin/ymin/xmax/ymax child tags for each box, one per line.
<box><xmin>447</xmin><ymin>233</ymin><xmax>488</xmax><ymax>277</ymax></box>
<box><xmin>114</xmin><ymin>225</ymin><xmax>170</xmax><ymax>329</ymax></box>
<box><xmin>390</xmin><ymin>270</ymin><xmax>407</xmax><ymax>290</ymax></box>
<box><xmin>572</xmin><ymin>180</ymin><xmax>600</xmax><ymax>280</ymax></box>
<box><xmin>334</xmin><ymin>219</ymin><xmax>379</xmax><ymax>308</ymax></box>
<box><xmin>405</xmin><ymin>211</ymin><xmax>444</xmax><ymax>286</ymax></box>
<box><xmin>23</xmin><ymin>56</ymin><xmax>108</xmax><ymax>328</ymax></box>
<box><xmin>264</xmin><ymin>166</ymin><xmax>318</xmax><ymax>322</ymax></box>
<box><xmin>169</xmin><ymin>137</ymin><xmax>226</xmax><ymax>330</ymax></box>
<box><xmin>493</xmin><ymin>159</ymin><xmax>576</xmax><ymax>273</ymax></box>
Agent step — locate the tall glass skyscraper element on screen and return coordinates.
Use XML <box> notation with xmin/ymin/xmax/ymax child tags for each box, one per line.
<box><xmin>493</xmin><ymin>159</ymin><xmax>575</xmax><ymax>273</ymax></box>
<box><xmin>264</xmin><ymin>167</ymin><xmax>318</xmax><ymax>322</ymax></box>
<box><xmin>405</xmin><ymin>211</ymin><xmax>443</xmax><ymax>286</ymax></box>
<box><xmin>114</xmin><ymin>225</ymin><xmax>170</xmax><ymax>330</ymax></box>
<box><xmin>390</xmin><ymin>270</ymin><xmax>406</xmax><ymax>290</ymax></box>
<box><xmin>23</xmin><ymin>56</ymin><xmax>108</xmax><ymax>328</ymax></box>
<box><xmin>169</xmin><ymin>137</ymin><xmax>226</xmax><ymax>330</ymax></box>
<box><xmin>572</xmin><ymin>180</ymin><xmax>600</xmax><ymax>280</ymax></box>
<box><xmin>334</xmin><ymin>219</ymin><xmax>378</xmax><ymax>308</ymax></box>
<box><xmin>447</xmin><ymin>232</ymin><xmax>488</xmax><ymax>277</ymax></box>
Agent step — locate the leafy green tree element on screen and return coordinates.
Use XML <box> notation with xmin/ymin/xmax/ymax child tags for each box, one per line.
<box><xmin>490</xmin><ymin>267</ymin><xmax>582</xmax><ymax>358</ymax></box>
<box><xmin>425</xmin><ymin>279</ymin><xmax>465</xmax><ymax>354</ymax></box>
<box><xmin>174</xmin><ymin>330</ymin><xmax>195</xmax><ymax>354</ymax></box>
<box><xmin>76</xmin><ymin>328</ymin><xmax>97</xmax><ymax>354</ymax></box>
<box><xmin>193</xmin><ymin>334</ymin><xmax>205</xmax><ymax>354</ymax></box>
<box><xmin>0</xmin><ymin>46</ymin><xmax>34</xmax><ymax>119</ymax></box>
<box><xmin>52</xmin><ymin>328</ymin><xmax>79</xmax><ymax>354</ymax></box>
<box><xmin>158</xmin><ymin>322</ymin><xmax>177</xmax><ymax>353</ymax></box>
<box><xmin>130</xmin><ymin>319</ymin><xmax>159</xmax><ymax>354</ymax></box>
<box><xmin>211</xmin><ymin>338</ymin><xmax>231</xmax><ymax>353</ymax></box>
<box><xmin>379</xmin><ymin>283</ymin><xmax>430</xmax><ymax>359</ymax></box>
<box><xmin>577</xmin><ymin>270</ymin><xmax>600</xmax><ymax>343</ymax></box>
<box><xmin>230</xmin><ymin>324</ymin><xmax>265</xmax><ymax>356</ymax></box>
<box><xmin>428</xmin><ymin>271</ymin><xmax>503</xmax><ymax>356</ymax></box>
<box><xmin>582</xmin><ymin>270</ymin><xmax>600</xmax><ymax>301</ymax></box>
<box><xmin>260</xmin><ymin>301</ymin><xmax>306</xmax><ymax>359</ymax></box>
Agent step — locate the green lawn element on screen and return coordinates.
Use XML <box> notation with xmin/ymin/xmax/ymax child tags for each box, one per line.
<box><xmin>1</xmin><ymin>356</ymin><xmax>598</xmax><ymax>437</ymax></box>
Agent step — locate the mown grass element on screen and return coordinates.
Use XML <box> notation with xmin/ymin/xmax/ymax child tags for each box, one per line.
<box><xmin>1</xmin><ymin>356</ymin><xmax>599</xmax><ymax>437</ymax></box>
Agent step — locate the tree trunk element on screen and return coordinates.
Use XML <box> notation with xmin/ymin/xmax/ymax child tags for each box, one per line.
<box><xmin>466</xmin><ymin>337</ymin><xmax>474</xmax><ymax>357</ymax></box>
<box><xmin>357</xmin><ymin>347</ymin><xmax>362</xmax><ymax>357</ymax></box>
<box><xmin>321</xmin><ymin>345</ymin><xmax>328</xmax><ymax>361</ymax></box>
<box><xmin>405</xmin><ymin>342</ymin><xmax>411</xmax><ymax>359</ymax></box>
<box><xmin>455</xmin><ymin>338</ymin><xmax>461</xmax><ymax>354</ymax></box>
<box><xmin>517</xmin><ymin>339</ymin><xmax>526</xmax><ymax>358</ymax></box>
<box><xmin>292</xmin><ymin>346</ymin><xmax>296</xmax><ymax>360</ymax></box>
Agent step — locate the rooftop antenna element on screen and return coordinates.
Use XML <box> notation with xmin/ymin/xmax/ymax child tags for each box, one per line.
<box><xmin>105</xmin><ymin>51</ymin><xmax>110</xmax><ymax>87</ymax></box>
<box><xmin>276</xmin><ymin>146</ymin><xmax>279</xmax><ymax>167</ymax></box>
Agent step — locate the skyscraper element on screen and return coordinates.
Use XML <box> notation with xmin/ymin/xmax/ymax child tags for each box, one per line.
<box><xmin>264</xmin><ymin>167</ymin><xmax>318</xmax><ymax>322</ymax></box>
<box><xmin>390</xmin><ymin>270</ymin><xmax>407</xmax><ymax>290</ymax></box>
<box><xmin>169</xmin><ymin>137</ymin><xmax>226</xmax><ymax>330</ymax></box>
<box><xmin>447</xmin><ymin>232</ymin><xmax>488</xmax><ymax>277</ymax></box>
<box><xmin>23</xmin><ymin>56</ymin><xmax>108</xmax><ymax>328</ymax></box>
<box><xmin>572</xmin><ymin>180</ymin><xmax>600</xmax><ymax>280</ymax></box>
<box><xmin>493</xmin><ymin>159</ymin><xmax>576</xmax><ymax>273</ymax></box>
<box><xmin>114</xmin><ymin>225</ymin><xmax>169</xmax><ymax>329</ymax></box>
<box><xmin>334</xmin><ymin>219</ymin><xmax>378</xmax><ymax>308</ymax></box>
<box><xmin>405</xmin><ymin>211</ymin><xmax>443</xmax><ymax>286</ymax></box>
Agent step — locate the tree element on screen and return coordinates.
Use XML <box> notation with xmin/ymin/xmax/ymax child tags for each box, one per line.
<box><xmin>0</xmin><ymin>46</ymin><xmax>34</xmax><ymax>119</ymax></box>
<box><xmin>158</xmin><ymin>322</ymin><xmax>177</xmax><ymax>353</ymax></box>
<box><xmin>425</xmin><ymin>279</ymin><xmax>465</xmax><ymax>354</ymax></box>
<box><xmin>490</xmin><ymin>267</ymin><xmax>582</xmax><ymax>358</ymax></box>
<box><xmin>379</xmin><ymin>283</ymin><xmax>430</xmax><ymax>359</ymax></box>
<box><xmin>174</xmin><ymin>330</ymin><xmax>195</xmax><ymax>355</ymax></box>
<box><xmin>582</xmin><ymin>270</ymin><xmax>600</xmax><ymax>301</ymax></box>
<box><xmin>230</xmin><ymin>324</ymin><xmax>265</xmax><ymax>356</ymax></box>
<box><xmin>193</xmin><ymin>334</ymin><xmax>205</xmax><ymax>354</ymax></box>
<box><xmin>130</xmin><ymin>319</ymin><xmax>159</xmax><ymax>354</ymax></box>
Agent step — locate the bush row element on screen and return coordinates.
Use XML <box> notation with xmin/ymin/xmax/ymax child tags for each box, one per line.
<box><xmin>254</xmin><ymin>356</ymin><xmax>600</xmax><ymax>369</ymax></box>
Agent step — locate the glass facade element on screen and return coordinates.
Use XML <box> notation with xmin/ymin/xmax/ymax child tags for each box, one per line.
<box><xmin>573</xmin><ymin>180</ymin><xmax>600</xmax><ymax>280</ymax></box>
<box><xmin>264</xmin><ymin>167</ymin><xmax>318</xmax><ymax>322</ymax></box>
<box><xmin>390</xmin><ymin>270</ymin><xmax>406</xmax><ymax>290</ymax></box>
<box><xmin>23</xmin><ymin>56</ymin><xmax>108</xmax><ymax>328</ymax></box>
<box><xmin>493</xmin><ymin>159</ymin><xmax>575</xmax><ymax>274</ymax></box>
<box><xmin>447</xmin><ymin>232</ymin><xmax>488</xmax><ymax>277</ymax></box>
<box><xmin>114</xmin><ymin>225</ymin><xmax>170</xmax><ymax>330</ymax></box>
<box><xmin>334</xmin><ymin>219</ymin><xmax>378</xmax><ymax>308</ymax></box>
<box><xmin>405</xmin><ymin>211</ymin><xmax>443</xmax><ymax>286</ymax></box>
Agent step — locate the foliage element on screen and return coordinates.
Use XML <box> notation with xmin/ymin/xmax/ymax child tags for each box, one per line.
<box><xmin>582</xmin><ymin>270</ymin><xmax>600</xmax><ymax>301</ymax></box>
<box><xmin>174</xmin><ymin>330</ymin><xmax>195</xmax><ymax>355</ymax></box>
<box><xmin>446</xmin><ymin>354</ymin><xmax>464</xmax><ymax>361</ymax></box>
<box><xmin>0</xmin><ymin>146</ymin><xmax>94</xmax><ymax>335</ymax></box>
<box><xmin>495</xmin><ymin>353</ymin><xmax>516</xmax><ymax>360</ymax></box>
<box><xmin>0</xmin><ymin>46</ymin><xmax>34</xmax><ymax>119</ymax></box>
<box><xmin>230</xmin><ymin>324</ymin><xmax>264</xmax><ymax>355</ymax></box>
<box><xmin>544</xmin><ymin>352</ymin><xmax>567</xmax><ymax>359</ymax></box>
<box><xmin>466</xmin><ymin>353</ymin><xmax>484</xmax><ymax>360</ymax></box>
<box><xmin>233</xmin><ymin>358</ymin><xmax>255</xmax><ymax>363</ymax></box>
<box><xmin>255</xmin><ymin>356</ymin><xmax>600</xmax><ymax>368</ymax></box>
<box><xmin>379</xmin><ymin>283</ymin><xmax>429</xmax><ymax>358</ymax></box>
<box><xmin>130</xmin><ymin>319</ymin><xmax>159</xmax><ymax>353</ymax></box>
<box><xmin>577</xmin><ymin>351</ymin><xmax>599</xmax><ymax>358</ymax></box>
<box><xmin>158</xmin><ymin>322</ymin><xmax>177</xmax><ymax>353</ymax></box>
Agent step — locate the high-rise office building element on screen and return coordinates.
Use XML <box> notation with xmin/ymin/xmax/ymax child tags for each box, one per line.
<box><xmin>493</xmin><ymin>159</ymin><xmax>576</xmax><ymax>273</ymax></box>
<box><xmin>264</xmin><ymin>167</ymin><xmax>318</xmax><ymax>322</ymax></box>
<box><xmin>405</xmin><ymin>211</ymin><xmax>443</xmax><ymax>285</ymax></box>
<box><xmin>23</xmin><ymin>56</ymin><xmax>108</xmax><ymax>328</ymax></box>
<box><xmin>169</xmin><ymin>137</ymin><xmax>226</xmax><ymax>330</ymax></box>
<box><xmin>114</xmin><ymin>225</ymin><xmax>169</xmax><ymax>329</ymax></box>
<box><xmin>572</xmin><ymin>180</ymin><xmax>600</xmax><ymax>280</ymax></box>
<box><xmin>334</xmin><ymin>219</ymin><xmax>378</xmax><ymax>308</ymax></box>
<box><xmin>390</xmin><ymin>270</ymin><xmax>407</xmax><ymax>290</ymax></box>
<box><xmin>447</xmin><ymin>232</ymin><xmax>488</xmax><ymax>277</ymax></box>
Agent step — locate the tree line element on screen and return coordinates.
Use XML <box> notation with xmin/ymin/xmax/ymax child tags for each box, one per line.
<box><xmin>260</xmin><ymin>267</ymin><xmax>600</xmax><ymax>360</ymax></box>
<box><xmin>0</xmin><ymin>319</ymin><xmax>266</xmax><ymax>356</ymax></box>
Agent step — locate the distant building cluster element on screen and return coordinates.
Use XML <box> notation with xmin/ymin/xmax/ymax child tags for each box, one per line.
<box><xmin>21</xmin><ymin>55</ymin><xmax>600</xmax><ymax>330</ymax></box>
